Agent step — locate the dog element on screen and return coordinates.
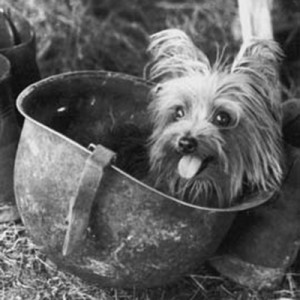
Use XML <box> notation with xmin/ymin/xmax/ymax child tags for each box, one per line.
<box><xmin>141</xmin><ymin>28</ymin><xmax>284</xmax><ymax>208</ymax></box>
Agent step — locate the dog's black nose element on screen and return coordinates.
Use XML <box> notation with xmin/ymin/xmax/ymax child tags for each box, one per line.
<box><xmin>178</xmin><ymin>136</ymin><xmax>198</xmax><ymax>154</ymax></box>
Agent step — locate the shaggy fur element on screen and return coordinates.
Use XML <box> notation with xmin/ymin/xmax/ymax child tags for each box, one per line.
<box><xmin>144</xmin><ymin>29</ymin><xmax>283</xmax><ymax>208</ymax></box>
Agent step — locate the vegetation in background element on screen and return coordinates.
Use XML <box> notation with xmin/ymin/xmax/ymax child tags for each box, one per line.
<box><xmin>0</xmin><ymin>0</ymin><xmax>299</xmax><ymax>299</ymax></box>
<box><xmin>0</xmin><ymin>0</ymin><xmax>239</xmax><ymax>77</ymax></box>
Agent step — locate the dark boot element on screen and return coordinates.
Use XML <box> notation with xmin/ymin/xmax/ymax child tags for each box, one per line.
<box><xmin>0</xmin><ymin>7</ymin><xmax>40</xmax><ymax>126</ymax></box>
<box><xmin>0</xmin><ymin>8</ymin><xmax>40</xmax><ymax>222</ymax></box>
<box><xmin>209</xmin><ymin>99</ymin><xmax>300</xmax><ymax>290</ymax></box>
<box><xmin>0</xmin><ymin>54</ymin><xmax>21</xmax><ymax>222</ymax></box>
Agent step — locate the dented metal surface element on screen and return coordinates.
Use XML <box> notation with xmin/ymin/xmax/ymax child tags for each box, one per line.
<box><xmin>14</xmin><ymin>71</ymin><xmax>268</xmax><ymax>288</ymax></box>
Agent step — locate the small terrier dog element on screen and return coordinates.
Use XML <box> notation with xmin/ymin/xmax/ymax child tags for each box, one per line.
<box><xmin>142</xmin><ymin>29</ymin><xmax>284</xmax><ymax>208</ymax></box>
<box><xmin>104</xmin><ymin>29</ymin><xmax>284</xmax><ymax>208</ymax></box>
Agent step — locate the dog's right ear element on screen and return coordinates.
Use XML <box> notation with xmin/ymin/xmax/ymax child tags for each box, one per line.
<box><xmin>231</xmin><ymin>39</ymin><xmax>283</xmax><ymax>124</ymax></box>
<box><xmin>231</xmin><ymin>39</ymin><xmax>283</xmax><ymax>88</ymax></box>
<box><xmin>144</xmin><ymin>29</ymin><xmax>210</xmax><ymax>83</ymax></box>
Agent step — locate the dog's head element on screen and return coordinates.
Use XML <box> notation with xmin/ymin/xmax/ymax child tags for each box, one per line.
<box><xmin>145</xmin><ymin>29</ymin><xmax>283</xmax><ymax>207</ymax></box>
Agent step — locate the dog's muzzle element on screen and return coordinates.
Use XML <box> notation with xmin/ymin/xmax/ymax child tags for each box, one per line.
<box><xmin>178</xmin><ymin>136</ymin><xmax>198</xmax><ymax>154</ymax></box>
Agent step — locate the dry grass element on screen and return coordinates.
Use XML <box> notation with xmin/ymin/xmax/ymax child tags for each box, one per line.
<box><xmin>1</xmin><ymin>221</ymin><xmax>299</xmax><ymax>300</ymax></box>
<box><xmin>0</xmin><ymin>0</ymin><xmax>299</xmax><ymax>299</ymax></box>
<box><xmin>0</xmin><ymin>222</ymin><xmax>114</xmax><ymax>300</ymax></box>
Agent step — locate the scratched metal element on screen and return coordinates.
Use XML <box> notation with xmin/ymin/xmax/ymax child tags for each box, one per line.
<box><xmin>14</xmin><ymin>71</ymin><xmax>267</xmax><ymax>288</ymax></box>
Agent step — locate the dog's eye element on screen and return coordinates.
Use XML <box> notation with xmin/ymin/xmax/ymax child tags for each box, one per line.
<box><xmin>213</xmin><ymin>111</ymin><xmax>232</xmax><ymax>127</ymax></box>
<box><xmin>174</xmin><ymin>106</ymin><xmax>185</xmax><ymax>121</ymax></box>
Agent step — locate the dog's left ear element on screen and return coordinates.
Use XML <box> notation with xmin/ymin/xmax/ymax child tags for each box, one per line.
<box><xmin>231</xmin><ymin>39</ymin><xmax>283</xmax><ymax>88</ymax></box>
<box><xmin>144</xmin><ymin>29</ymin><xmax>210</xmax><ymax>83</ymax></box>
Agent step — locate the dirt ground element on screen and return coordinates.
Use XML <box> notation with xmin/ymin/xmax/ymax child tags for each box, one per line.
<box><xmin>0</xmin><ymin>0</ymin><xmax>300</xmax><ymax>299</ymax></box>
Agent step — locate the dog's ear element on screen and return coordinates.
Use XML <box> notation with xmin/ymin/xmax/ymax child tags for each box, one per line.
<box><xmin>144</xmin><ymin>29</ymin><xmax>210</xmax><ymax>83</ymax></box>
<box><xmin>231</xmin><ymin>39</ymin><xmax>283</xmax><ymax>88</ymax></box>
<box><xmin>231</xmin><ymin>39</ymin><xmax>283</xmax><ymax>123</ymax></box>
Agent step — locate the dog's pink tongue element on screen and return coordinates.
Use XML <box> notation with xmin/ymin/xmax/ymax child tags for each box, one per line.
<box><xmin>178</xmin><ymin>155</ymin><xmax>202</xmax><ymax>179</ymax></box>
